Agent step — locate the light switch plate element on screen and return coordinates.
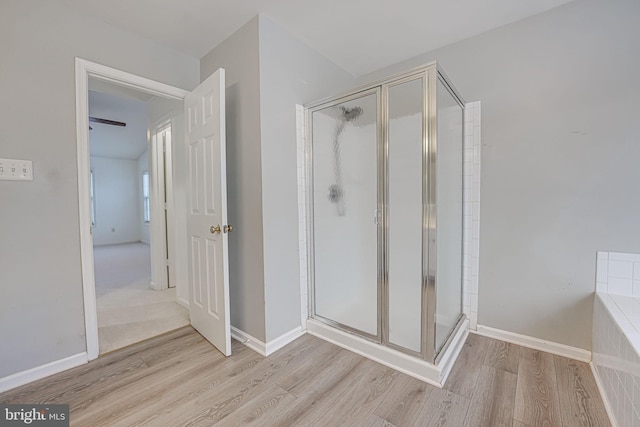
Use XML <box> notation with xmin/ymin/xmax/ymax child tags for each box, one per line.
<box><xmin>0</xmin><ymin>158</ymin><xmax>33</xmax><ymax>181</ymax></box>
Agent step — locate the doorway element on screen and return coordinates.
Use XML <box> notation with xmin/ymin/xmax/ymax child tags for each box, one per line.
<box><xmin>87</xmin><ymin>80</ymin><xmax>187</xmax><ymax>354</ymax></box>
<box><xmin>76</xmin><ymin>58</ymin><xmax>232</xmax><ymax>361</ymax></box>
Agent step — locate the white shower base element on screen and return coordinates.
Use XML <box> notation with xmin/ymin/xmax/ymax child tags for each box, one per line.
<box><xmin>306</xmin><ymin>316</ymin><xmax>468</xmax><ymax>387</ymax></box>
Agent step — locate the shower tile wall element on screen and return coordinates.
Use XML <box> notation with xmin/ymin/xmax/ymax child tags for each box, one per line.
<box><xmin>463</xmin><ymin>101</ymin><xmax>481</xmax><ymax>330</ymax></box>
<box><xmin>296</xmin><ymin>101</ymin><xmax>482</xmax><ymax>333</ymax></box>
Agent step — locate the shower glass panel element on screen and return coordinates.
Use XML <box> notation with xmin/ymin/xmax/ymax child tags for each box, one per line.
<box><xmin>312</xmin><ymin>92</ymin><xmax>379</xmax><ymax>337</ymax></box>
<box><xmin>387</xmin><ymin>78</ymin><xmax>424</xmax><ymax>353</ymax></box>
<box><xmin>434</xmin><ymin>78</ymin><xmax>464</xmax><ymax>352</ymax></box>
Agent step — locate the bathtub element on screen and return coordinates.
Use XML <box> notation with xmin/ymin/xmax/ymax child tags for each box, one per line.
<box><xmin>592</xmin><ymin>251</ymin><xmax>640</xmax><ymax>427</ymax></box>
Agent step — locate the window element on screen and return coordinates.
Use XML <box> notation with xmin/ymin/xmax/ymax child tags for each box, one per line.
<box><xmin>90</xmin><ymin>169</ymin><xmax>96</xmax><ymax>226</ymax></box>
<box><xmin>143</xmin><ymin>171</ymin><xmax>150</xmax><ymax>223</ymax></box>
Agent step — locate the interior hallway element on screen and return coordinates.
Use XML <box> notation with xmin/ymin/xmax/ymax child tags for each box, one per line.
<box><xmin>94</xmin><ymin>242</ymin><xmax>189</xmax><ymax>354</ymax></box>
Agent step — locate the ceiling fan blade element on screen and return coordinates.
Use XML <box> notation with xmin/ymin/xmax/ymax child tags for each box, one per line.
<box><xmin>89</xmin><ymin>116</ymin><xmax>126</xmax><ymax>127</ymax></box>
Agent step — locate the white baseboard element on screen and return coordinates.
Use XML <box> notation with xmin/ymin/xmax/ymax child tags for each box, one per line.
<box><xmin>231</xmin><ymin>325</ymin><xmax>306</xmax><ymax>357</ymax></box>
<box><xmin>589</xmin><ymin>361</ymin><xmax>618</xmax><ymax>427</ymax></box>
<box><xmin>176</xmin><ymin>296</ymin><xmax>189</xmax><ymax>310</ymax></box>
<box><xmin>231</xmin><ymin>326</ymin><xmax>267</xmax><ymax>356</ymax></box>
<box><xmin>92</xmin><ymin>240</ymin><xmax>140</xmax><ymax>247</ymax></box>
<box><xmin>0</xmin><ymin>353</ymin><xmax>88</xmax><ymax>393</ymax></box>
<box><xmin>474</xmin><ymin>325</ymin><xmax>591</xmax><ymax>362</ymax></box>
<box><xmin>265</xmin><ymin>326</ymin><xmax>305</xmax><ymax>355</ymax></box>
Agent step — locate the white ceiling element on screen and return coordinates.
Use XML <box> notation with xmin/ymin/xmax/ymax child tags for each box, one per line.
<box><xmin>89</xmin><ymin>90</ymin><xmax>148</xmax><ymax>160</ymax></box>
<box><xmin>55</xmin><ymin>0</ymin><xmax>573</xmax><ymax>76</ymax></box>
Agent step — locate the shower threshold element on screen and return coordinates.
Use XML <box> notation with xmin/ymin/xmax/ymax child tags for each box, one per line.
<box><xmin>306</xmin><ymin>317</ymin><xmax>469</xmax><ymax>387</ymax></box>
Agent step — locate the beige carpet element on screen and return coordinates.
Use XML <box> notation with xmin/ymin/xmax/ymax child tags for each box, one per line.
<box><xmin>94</xmin><ymin>242</ymin><xmax>189</xmax><ymax>354</ymax></box>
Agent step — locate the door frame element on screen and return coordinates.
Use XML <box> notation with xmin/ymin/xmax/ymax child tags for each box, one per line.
<box><xmin>75</xmin><ymin>58</ymin><xmax>189</xmax><ymax>360</ymax></box>
<box><xmin>148</xmin><ymin>117</ymin><xmax>175</xmax><ymax>291</ymax></box>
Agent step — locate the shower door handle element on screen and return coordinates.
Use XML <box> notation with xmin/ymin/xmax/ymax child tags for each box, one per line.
<box><xmin>373</xmin><ymin>209</ymin><xmax>382</xmax><ymax>225</ymax></box>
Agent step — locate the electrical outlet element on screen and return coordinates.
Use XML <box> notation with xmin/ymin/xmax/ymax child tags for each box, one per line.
<box><xmin>0</xmin><ymin>158</ymin><xmax>33</xmax><ymax>181</ymax></box>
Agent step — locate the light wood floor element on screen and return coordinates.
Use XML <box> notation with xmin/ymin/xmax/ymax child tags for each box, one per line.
<box><xmin>0</xmin><ymin>327</ymin><xmax>610</xmax><ymax>426</ymax></box>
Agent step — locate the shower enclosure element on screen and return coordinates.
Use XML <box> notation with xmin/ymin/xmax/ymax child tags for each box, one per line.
<box><xmin>306</xmin><ymin>62</ymin><xmax>465</xmax><ymax>364</ymax></box>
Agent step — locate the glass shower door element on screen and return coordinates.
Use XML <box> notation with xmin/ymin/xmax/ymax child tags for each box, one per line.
<box><xmin>435</xmin><ymin>78</ymin><xmax>464</xmax><ymax>352</ymax></box>
<box><xmin>386</xmin><ymin>77</ymin><xmax>425</xmax><ymax>354</ymax></box>
<box><xmin>311</xmin><ymin>91</ymin><xmax>380</xmax><ymax>337</ymax></box>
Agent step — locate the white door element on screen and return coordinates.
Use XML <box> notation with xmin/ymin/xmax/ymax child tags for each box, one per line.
<box><xmin>185</xmin><ymin>69</ymin><xmax>231</xmax><ymax>356</ymax></box>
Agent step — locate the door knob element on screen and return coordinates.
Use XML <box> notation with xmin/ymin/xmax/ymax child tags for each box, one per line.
<box><xmin>224</xmin><ymin>224</ymin><xmax>233</xmax><ymax>233</ymax></box>
<box><xmin>210</xmin><ymin>225</ymin><xmax>221</xmax><ymax>234</ymax></box>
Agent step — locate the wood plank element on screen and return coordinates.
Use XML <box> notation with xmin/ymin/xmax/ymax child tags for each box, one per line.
<box><xmin>319</xmin><ymin>363</ymin><xmax>398</xmax><ymax>426</ymax></box>
<box><xmin>0</xmin><ymin>329</ymin><xmax>613</xmax><ymax>427</ymax></box>
<box><xmin>514</xmin><ymin>348</ymin><xmax>562</xmax><ymax>426</ymax></box>
<box><xmin>212</xmin><ymin>384</ymin><xmax>297</xmax><ymax>426</ymax></box>
<box><xmin>483</xmin><ymin>337</ymin><xmax>521</xmax><ymax>374</ymax></box>
<box><xmin>414</xmin><ymin>388</ymin><xmax>470</xmax><ymax>427</ymax></box>
<box><xmin>0</xmin><ymin>326</ymin><xmax>201</xmax><ymax>405</ymax></box>
<box><xmin>553</xmin><ymin>355</ymin><xmax>611</xmax><ymax>427</ymax></box>
<box><xmin>245</xmin><ymin>355</ymin><xmax>369</xmax><ymax>426</ymax></box>
<box><xmin>283</xmin><ymin>348</ymin><xmax>361</xmax><ymax>398</ymax></box>
<box><xmin>443</xmin><ymin>332</ymin><xmax>490</xmax><ymax>398</ymax></box>
<box><xmin>118</xmin><ymin>333</ymin><xmax>344</xmax><ymax>426</ymax></box>
<box><xmin>276</xmin><ymin>341</ymin><xmax>349</xmax><ymax>394</ymax></box>
<box><xmin>374</xmin><ymin>374</ymin><xmax>436</xmax><ymax>426</ymax></box>
<box><xmin>365</xmin><ymin>414</ymin><xmax>398</xmax><ymax>427</ymax></box>
<box><xmin>464</xmin><ymin>365</ymin><xmax>517</xmax><ymax>427</ymax></box>
<box><xmin>72</xmin><ymin>342</ymin><xmax>237</xmax><ymax>425</ymax></box>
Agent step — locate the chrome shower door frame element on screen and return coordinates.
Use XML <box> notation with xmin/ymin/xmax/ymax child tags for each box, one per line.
<box><xmin>305</xmin><ymin>87</ymin><xmax>384</xmax><ymax>344</ymax></box>
<box><xmin>305</xmin><ymin>62</ymin><xmax>466</xmax><ymax>363</ymax></box>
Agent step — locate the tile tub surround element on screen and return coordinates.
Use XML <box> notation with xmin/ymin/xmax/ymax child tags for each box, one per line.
<box><xmin>593</xmin><ymin>251</ymin><xmax>640</xmax><ymax>426</ymax></box>
<box><xmin>596</xmin><ymin>251</ymin><xmax>640</xmax><ymax>296</ymax></box>
<box><xmin>593</xmin><ymin>293</ymin><xmax>640</xmax><ymax>427</ymax></box>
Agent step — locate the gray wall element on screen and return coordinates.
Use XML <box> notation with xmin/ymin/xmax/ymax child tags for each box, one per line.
<box><xmin>360</xmin><ymin>0</ymin><xmax>640</xmax><ymax>350</ymax></box>
<box><xmin>200</xmin><ymin>15</ymin><xmax>354</xmax><ymax>342</ymax></box>
<box><xmin>257</xmin><ymin>16</ymin><xmax>354</xmax><ymax>340</ymax></box>
<box><xmin>0</xmin><ymin>0</ymin><xmax>199</xmax><ymax>377</ymax></box>
<box><xmin>200</xmin><ymin>17</ymin><xmax>267</xmax><ymax>341</ymax></box>
<box><xmin>90</xmin><ymin>156</ymin><xmax>141</xmax><ymax>245</ymax></box>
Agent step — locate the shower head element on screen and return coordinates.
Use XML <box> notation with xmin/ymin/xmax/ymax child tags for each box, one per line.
<box><xmin>340</xmin><ymin>106</ymin><xmax>362</xmax><ymax>122</ymax></box>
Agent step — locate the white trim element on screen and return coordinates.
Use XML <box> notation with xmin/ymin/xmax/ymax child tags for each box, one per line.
<box><xmin>92</xmin><ymin>240</ymin><xmax>143</xmax><ymax>247</ymax></box>
<box><xmin>295</xmin><ymin>104</ymin><xmax>309</xmax><ymax>331</ymax></box>
<box><xmin>589</xmin><ymin>361</ymin><xmax>619</xmax><ymax>427</ymax></box>
<box><xmin>307</xmin><ymin>319</ymin><xmax>443</xmax><ymax>387</ymax></box>
<box><xmin>176</xmin><ymin>296</ymin><xmax>190</xmax><ymax>310</ymax></box>
<box><xmin>76</xmin><ymin>59</ymin><xmax>99</xmax><ymax>361</ymax></box>
<box><xmin>474</xmin><ymin>325</ymin><xmax>591</xmax><ymax>362</ymax></box>
<box><xmin>149</xmin><ymin>120</ymin><xmax>171</xmax><ymax>291</ymax></box>
<box><xmin>231</xmin><ymin>326</ymin><xmax>306</xmax><ymax>357</ymax></box>
<box><xmin>75</xmin><ymin>58</ymin><xmax>189</xmax><ymax>361</ymax></box>
<box><xmin>437</xmin><ymin>319</ymin><xmax>469</xmax><ymax>385</ymax></box>
<box><xmin>265</xmin><ymin>326</ymin><xmax>305</xmax><ymax>355</ymax></box>
<box><xmin>231</xmin><ymin>326</ymin><xmax>267</xmax><ymax>356</ymax></box>
<box><xmin>0</xmin><ymin>353</ymin><xmax>87</xmax><ymax>393</ymax></box>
